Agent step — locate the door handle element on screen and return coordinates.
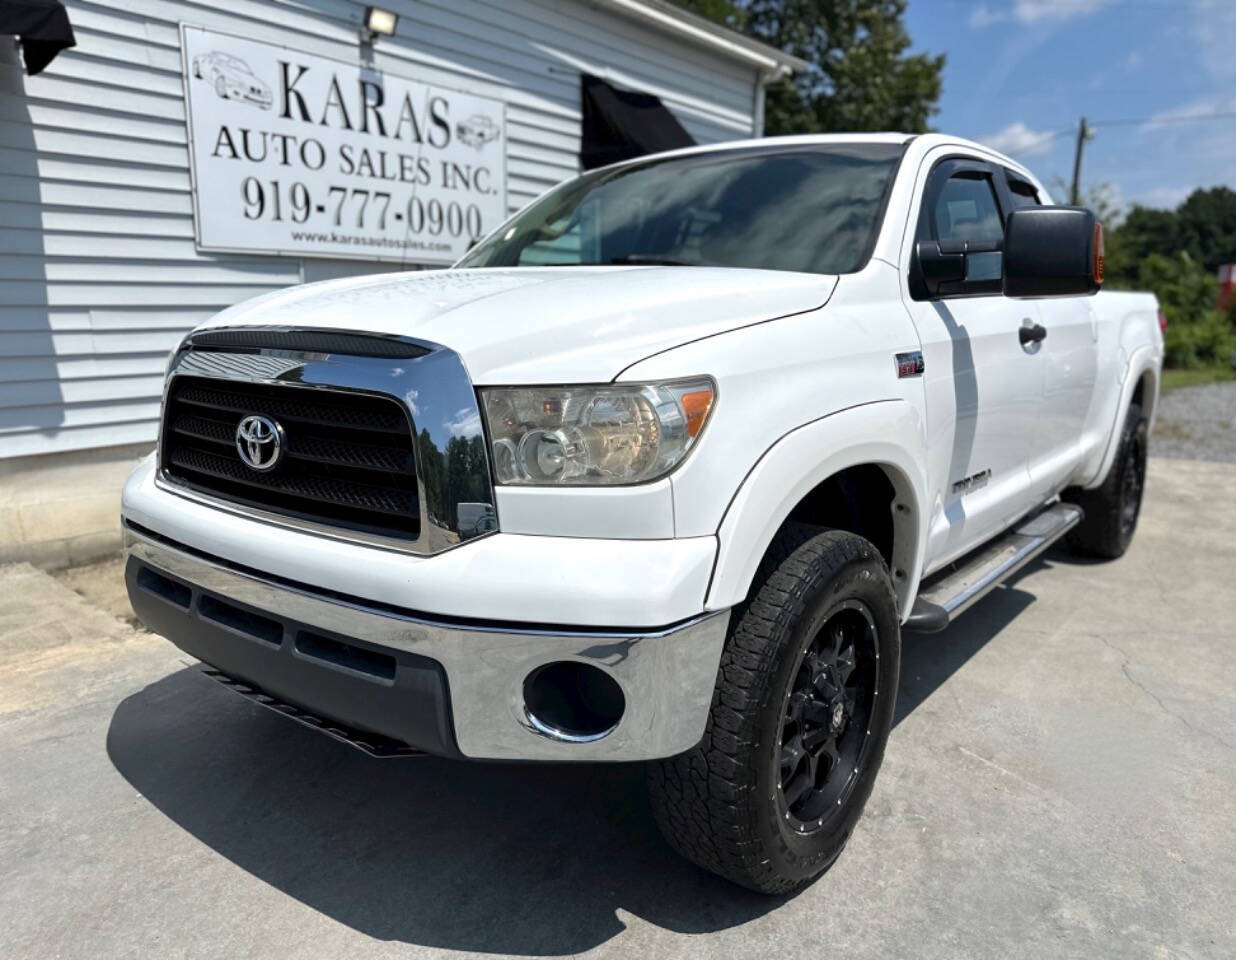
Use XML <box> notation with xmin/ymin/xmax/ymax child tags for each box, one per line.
<box><xmin>1019</xmin><ymin>323</ymin><xmax>1047</xmax><ymax>346</ymax></box>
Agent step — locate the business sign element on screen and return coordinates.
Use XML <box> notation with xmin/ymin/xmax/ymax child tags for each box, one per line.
<box><xmin>180</xmin><ymin>25</ymin><xmax>507</xmax><ymax>264</ymax></box>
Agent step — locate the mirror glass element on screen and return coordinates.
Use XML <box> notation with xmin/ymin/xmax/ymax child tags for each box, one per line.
<box><xmin>966</xmin><ymin>250</ymin><xmax>1003</xmax><ymax>282</ymax></box>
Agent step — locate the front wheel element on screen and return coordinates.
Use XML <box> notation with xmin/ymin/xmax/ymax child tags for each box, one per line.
<box><xmin>648</xmin><ymin>526</ymin><xmax>900</xmax><ymax>894</ymax></box>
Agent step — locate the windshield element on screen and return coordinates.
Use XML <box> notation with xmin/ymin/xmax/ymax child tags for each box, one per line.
<box><xmin>457</xmin><ymin>143</ymin><xmax>905</xmax><ymax>275</ymax></box>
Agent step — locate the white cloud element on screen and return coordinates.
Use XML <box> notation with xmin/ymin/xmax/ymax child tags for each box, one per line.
<box><xmin>1015</xmin><ymin>0</ymin><xmax>1107</xmax><ymax>21</ymax></box>
<box><xmin>1193</xmin><ymin>0</ymin><xmax>1236</xmax><ymax>83</ymax></box>
<box><xmin>968</xmin><ymin>4</ymin><xmax>1003</xmax><ymax>27</ymax></box>
<box><xmin>445</xmin><ymin>407</ymin><xmax>481</xmax><ymax>438</ymax></box>
<box><xmin>970</xmin><ymin>0</ymin><xmax>1107</xmax><ymax>28</ymax></box>
<box><xmin>979</xmin><ymin>121</ymin><xmax>1059</xmax><ymax>157</ymax></box>
<box><xmin>1137</xmin><ymin>97</ymin><xmax>1224</xmax><ymax>134</ymax></box>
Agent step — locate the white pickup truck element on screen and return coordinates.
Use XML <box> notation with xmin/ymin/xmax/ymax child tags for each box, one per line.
<box><xmin>122</xmin><ymin>133</ymin><xmax>1163</xmax><ymax>893</ymax></box>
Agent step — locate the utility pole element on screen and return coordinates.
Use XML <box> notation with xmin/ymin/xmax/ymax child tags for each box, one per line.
<box><xmin>1070</xmin><ymin>116</ymin><xmax>1093</xmax><ymax>206</ymax></box>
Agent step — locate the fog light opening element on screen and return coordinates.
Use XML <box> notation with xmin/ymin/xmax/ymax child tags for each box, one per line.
<box><xmin>523</xmin><ymin>661</ymin><xmax>625</xmax><ymax>743</ymax></box>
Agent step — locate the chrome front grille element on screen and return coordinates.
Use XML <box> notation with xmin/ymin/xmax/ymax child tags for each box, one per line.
<box><xmin>157</xmin><ymin>329</ymin><xmax>496</xmax><ymax>555</ymax></box>
<box><xmin>163</xmin><ymin>376</ymin><xmax>420</xmax><ymax>541</ymax></box>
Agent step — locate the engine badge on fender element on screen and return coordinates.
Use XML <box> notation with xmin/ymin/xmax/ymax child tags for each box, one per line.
<box><xmin>895</xmin><ymin>351</ymin><xmax>925</xmax><ymax>378</ymax></box>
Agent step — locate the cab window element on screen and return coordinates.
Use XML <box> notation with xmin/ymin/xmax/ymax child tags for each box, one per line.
<box><xmin>931</xmin><ymin>173</ymin><xmax>1005</xmax><ymax>246</ymax></box>
<box><xmin>917</xmin><ymin>167</ymin><xmax>1006</xmax><ymax>286</ymax></box>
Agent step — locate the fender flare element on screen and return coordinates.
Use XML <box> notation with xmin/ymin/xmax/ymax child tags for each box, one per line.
<box><xmin>1082</xmin><ymin>345</ymin><xmax>1159</xmax><ymax>489</ymax></box>
<box><xmin>704</xmin><ymin>400</ymin><xmax>930</xmax><ymax>620</ymax></box>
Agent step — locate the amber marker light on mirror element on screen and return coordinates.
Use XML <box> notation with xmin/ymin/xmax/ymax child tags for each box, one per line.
<box><xmin>1093</xmin><ymin>222</ymin><xmax>1105</xmax><ymax>286</ymax></box>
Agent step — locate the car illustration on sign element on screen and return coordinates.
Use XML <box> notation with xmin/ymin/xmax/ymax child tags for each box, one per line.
<box><xmin>456</xmin><ymin>114</ymin><xmax>500</xmax><ymax>149</ymax></box>
<box><xmin>192</xmin><ymin>51</ymin><xmax>273</xmax><ymax>110</ymax></box>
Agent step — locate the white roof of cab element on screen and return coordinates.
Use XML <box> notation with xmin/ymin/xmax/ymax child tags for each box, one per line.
<box><xmin>619</xmin><ymin>132</ymin><xmax>1038</xmax><ymax>184</ymax></box>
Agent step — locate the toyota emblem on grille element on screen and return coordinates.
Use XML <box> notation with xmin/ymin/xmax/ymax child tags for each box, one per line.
<box><xmin>235</xmin><ymin>414</ymin><xmax>284</xmax><ymax>471</ymax></box>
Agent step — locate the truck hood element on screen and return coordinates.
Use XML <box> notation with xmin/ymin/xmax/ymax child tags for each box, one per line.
<box><xmin>198</xmin><ymin>266</ymin><xmax>837</xmax><ymax>383</ymax></box>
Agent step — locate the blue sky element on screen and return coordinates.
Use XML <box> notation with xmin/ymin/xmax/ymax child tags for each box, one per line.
<box><xmin>904</xmin><ymin>0</ymin><xmax>1236</xmax><ymax>214</ymax></box>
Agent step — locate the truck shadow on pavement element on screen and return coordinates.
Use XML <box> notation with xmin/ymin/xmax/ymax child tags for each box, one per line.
<box><xmin>894</xmin><ymin>561</ymin><xmax>1042</xmax><ymax>724</ymax></box>
<box><xmin>105</xmin><ymin>562</ymin><xmax>1046</xmax><ymax>954</ymax></box>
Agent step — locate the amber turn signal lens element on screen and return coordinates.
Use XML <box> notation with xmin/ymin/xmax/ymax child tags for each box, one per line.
<box><xmin>680</xmin><ymin>388</ymin><xmax>714</xmax><ymax>438</ymax></box>
<box><xmin>1093</xmin><ymin>222</ymin><xmax>1105</xmax><ymax>285</ymax></box>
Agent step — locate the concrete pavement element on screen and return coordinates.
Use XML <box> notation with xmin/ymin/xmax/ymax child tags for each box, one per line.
<box><xmin>1</xmin><ymin>457</ymin><xmax>1233</xmax><ymax>959</ymax></box>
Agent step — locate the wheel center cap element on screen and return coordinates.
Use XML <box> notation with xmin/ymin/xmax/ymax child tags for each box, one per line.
<box><xmin>831</xmin><ymin>701</ymin><xmax>845</xmax><ymax>730</ymax></box>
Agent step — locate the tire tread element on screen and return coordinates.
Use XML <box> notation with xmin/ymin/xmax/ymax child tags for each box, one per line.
<box><xmin>648</xmin><ymin>524</ymin><xmax>896</xmax><ymax>894</ymax></box>
<box><xmin>1064</xmin><ymin>403</ymin><xmax>1147</xmax><ymax>559</ymax></box>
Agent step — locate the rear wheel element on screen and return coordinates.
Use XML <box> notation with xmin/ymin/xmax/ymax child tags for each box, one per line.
<box><xmin>1064</xmin><ymin>403</ymin><xmax>1148</xmax><ymax>559</ymax></box>
<box><xmin>648</xmin><ymin>526</ymin><xmax>899</xmax><ymax>894</ymax></box>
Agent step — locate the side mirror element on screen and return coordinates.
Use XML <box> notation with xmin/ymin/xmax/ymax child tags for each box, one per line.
<box><xmin>914</xmin><ymin>239</ymin><xmax>1003</xmax><ymax>298</ymax></box>
<box><xmin>1003</xmin><ymin>206</ymin><xmax>1104</xmax><ymax>298</ymax></box>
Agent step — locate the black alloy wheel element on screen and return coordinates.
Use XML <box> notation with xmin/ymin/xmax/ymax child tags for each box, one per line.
<box><xmin>777</xmin><ymin>599</ymin><xmax>879</xmax><ymax>832</ymax></box>
<box><xmin>1118</xmin><ymin>426</ymin><xmax>1146</xmax><ymax>541</ymax></box>
<box><xmin>1064</xmin><ymin>402</ymin><xmax>1149</xmax><ymax>559</ymax></box>
<box><xmin>648</xmin><ymin>526</ymin><xmax>900</xmax><ymax>894</ymax></box>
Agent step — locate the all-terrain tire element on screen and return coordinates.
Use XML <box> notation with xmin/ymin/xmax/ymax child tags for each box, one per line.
<box><xmin>648</xmin><ymin>525</ymin><xmax>900</xmax><ymax>894</ymax></box>
<box><xmin>1063</xmin><ymin>403</ymin><xmax>1148</xmax><ymax>559</ymax></box>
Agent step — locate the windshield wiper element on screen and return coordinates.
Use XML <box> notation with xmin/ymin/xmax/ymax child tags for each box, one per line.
<box><xmin>608</xmin><ymin>254</ymin><xmax>701</xmax><ymax>266</ymax></box>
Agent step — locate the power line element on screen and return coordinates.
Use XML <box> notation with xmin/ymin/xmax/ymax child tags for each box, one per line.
<box><xmin>1091</xmin><ymin>110</ymin><xmax>1236</xmax><ymax>128</ymax></box>
<box><xmin>1000</xmin><ymin>128</ymin><xmax>1073</xmax><ymax>157</ymax></box>
<box><xmin>998</xmin><ymin>108</ymin><xmax>1236</xmax><ymax>158</ymax></box>
<box><xmin>939</xmin><ymin>0</ymin><xmax>1211</xmax><ymax>9</ymax></box>
<box><xmin>1062</xmin><ymin>107</ymin><xmax>1236</xmax><ymax>203</ymax></box>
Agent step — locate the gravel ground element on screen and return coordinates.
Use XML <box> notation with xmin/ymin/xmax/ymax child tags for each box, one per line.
<box><xmin>1153</xmin><ymin>381</ymin><xmax>1236</xmax><ymax>462</ymax></box>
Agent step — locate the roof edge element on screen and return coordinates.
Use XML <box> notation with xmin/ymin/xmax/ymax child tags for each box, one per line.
<box><xmin>589</xmin><ymin>0</ymin><xmax>808</xmax><ymax>76</ymax></box>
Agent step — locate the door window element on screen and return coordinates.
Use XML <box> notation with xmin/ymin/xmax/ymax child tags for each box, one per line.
<box><xmin>931</xmin><ymin>174</ymin><xmax>1005</xmax><ymax>245</ymax></box>
<box><xmin>916</xmin><ymin>169</ymin><xmax>1006</xmax><ymax>286</ymax></box>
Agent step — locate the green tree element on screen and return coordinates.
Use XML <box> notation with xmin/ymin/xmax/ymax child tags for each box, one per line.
<box><xmin>1176</xmin><ymin>187</ymin><xmax>1236</xmax><ymax>274</ymax></box>
<box><xmin>1138</xmin><ymin>252</ymin><xmax>1235</xmax><ymax>368</ymax></box>
<box><xmin>417</xmin><ymin>427</ymin><xmax>446</xmax><ymax>525</ymax></box>
<box><xmin>672</xmin><ymin>0</ymin><xmax>740</xmax><ymax>23</ymax></box>
<box><xmin>671</xmin><ymin>0</ymin><xmax>944</xmax><ymax>135</ymax></box>
<box><xmin>1108</xmin><ymin>206</ymin><xmax>1183</xmax><ymax>287</ymax></box>
<box><xmin>1105</xmin><ymin>187</ymin><xmax>1236</xmax><ymax>287</ymax></box>
<box><xmin>750</xmin><ymin>1</ymin><xmax>944</xmax><ymax>133</ymax></box>
<box><xmin>1048</xmin><ymin>178</ymin><xmax>1123</xmax><ymax>225</ymax></box>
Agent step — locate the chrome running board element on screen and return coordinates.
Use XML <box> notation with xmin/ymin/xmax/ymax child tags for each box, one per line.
<box><xmin>904</xmin><ymin>501</ymin><xmax>1084</xmax><ymax>633</ymax></box>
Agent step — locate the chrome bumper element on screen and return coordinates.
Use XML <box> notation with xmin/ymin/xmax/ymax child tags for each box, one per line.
<box><xmin>123</xmin><ymin>525</ymin><xmax>729</xmax><ymax>762</ymax></box>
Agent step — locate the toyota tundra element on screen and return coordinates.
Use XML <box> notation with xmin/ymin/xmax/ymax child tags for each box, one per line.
<box><xmin>122</xmin><ymin>133</ymin><xmax>1163</xmax><ymax>893</ymax></box>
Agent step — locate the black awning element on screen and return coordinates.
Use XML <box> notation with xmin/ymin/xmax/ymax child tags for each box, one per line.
<box><xmin>579</xmin><ymin>73</ymin><xmax>695</xmax><ymax>171</ymax></box>
<box><xmin>2</xmin><ymin>0</ymin><xmax>76</xmax><ymax>76</ymax></box>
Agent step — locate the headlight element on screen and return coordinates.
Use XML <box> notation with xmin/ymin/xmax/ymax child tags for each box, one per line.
<box><xmin>480</xmin><ymin>379</ymin><xmax>715</xmax><ymax>486</ymax></box>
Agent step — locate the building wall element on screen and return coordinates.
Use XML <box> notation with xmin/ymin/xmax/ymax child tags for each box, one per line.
<box><xmin>0</xmin><ymin>0</ymin><xmax>762</xmax><ymax>460</ymax></box>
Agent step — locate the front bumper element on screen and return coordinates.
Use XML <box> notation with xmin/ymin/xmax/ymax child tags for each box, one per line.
<box><xmin>123</xmin><ymin>455</ymin><xmax>716</xmax><ymax>628</ymax></box>
<box><xmin>124</xmin><ymin>524</ymin><xmax>729</xmax><ymax>762</ymax></box>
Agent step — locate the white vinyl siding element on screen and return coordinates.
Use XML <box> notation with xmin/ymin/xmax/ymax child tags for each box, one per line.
<box><xmin>0</xmin><ymin>0</ymin><xmax>763</xmax><ymax>458</ymax></box>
